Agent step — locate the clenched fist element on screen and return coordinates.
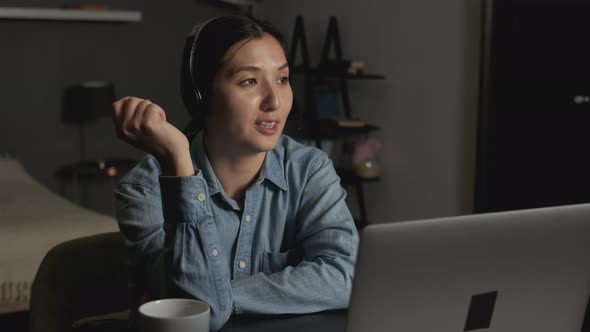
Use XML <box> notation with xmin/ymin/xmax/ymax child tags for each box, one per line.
<box><xmin>112</xmin><ymin>97</ymin><xmax>194</xmax><ymax>176</ymax></box>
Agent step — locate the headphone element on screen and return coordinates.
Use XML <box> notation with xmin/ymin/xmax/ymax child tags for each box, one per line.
<box><xmin>180</xmin><ymin>17</ymin><xmax>225</xmax><ymax>137</ymax></box>
<box><xmin>186</xmin><ymin>17</ymin><xmax>221</xmax><ymax>105</ymax></box>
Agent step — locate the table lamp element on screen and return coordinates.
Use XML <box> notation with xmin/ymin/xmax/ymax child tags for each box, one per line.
<box><xmin>62</xmin><ymin>81</ymin><xmax>115</xmax><ymax>161</ymax></box>
<box><xmin>58</xmin><ymin>81</ymin><xmax>137</xmax><ymax>210</ymax></box>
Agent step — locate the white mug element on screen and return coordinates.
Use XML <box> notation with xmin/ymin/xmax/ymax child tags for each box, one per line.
<box><xmin>138</xmin><ymin>298</ymin><xmax>210</xmax><ymax>332</ymax></box>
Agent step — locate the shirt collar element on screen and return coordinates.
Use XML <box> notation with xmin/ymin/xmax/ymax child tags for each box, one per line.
<box><xmin>190</xmin><ymin>132</ymin><xmax>288</xmax><ymax>194</ymax></box>
<box><xmin>258</xmin><ymin>149</ymin><xmax>288</xmax><ymax>191</ymax></box>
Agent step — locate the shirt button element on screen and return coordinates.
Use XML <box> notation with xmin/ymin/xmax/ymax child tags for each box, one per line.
<box><xmin>239</xmin><ymin>261</ymin><xmax>246</xmax><ymax>269</ymax></box>
<box><xmin>245</xmin><ymin>215</ymin><xmax>251</xmax><ymax>223</ymax></box>
<box><xmin>197</xmin><ymin>193</ymin><xmax>206</xmax><ymax>201</ymax></box>
<box><xmin>211</xmin><ymin>249</ymin><xmax>219</xmax><ymax>257</ymax></box>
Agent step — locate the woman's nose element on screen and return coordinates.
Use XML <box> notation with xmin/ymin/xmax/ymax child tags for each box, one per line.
<box><xmin>261</xmin><ymin>83</ymin><xmax>280</xmax><ymax>112</ymax></box>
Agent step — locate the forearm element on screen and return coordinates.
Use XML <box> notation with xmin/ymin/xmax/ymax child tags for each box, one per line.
<box><xmin>231</xmin><ymin>257</ymin><xmax>354</xmax><ymax>314</ymax></box>
<box><xmin>115</xmin><ymin>159</ymin><xmax>233</xmax><ymax>330</ymax></box>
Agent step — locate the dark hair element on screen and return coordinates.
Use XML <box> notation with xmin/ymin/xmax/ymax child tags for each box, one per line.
<box><xmin>180</xmin><ymin>15</ymin><xmax>286</xmax><ymax>136</ymax></box>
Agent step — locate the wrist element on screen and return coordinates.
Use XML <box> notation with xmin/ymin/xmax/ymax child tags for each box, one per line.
<box><xmin>159</xmin><ymin>151</ymin><xmax>194</xmax><ymax>176</ymax></box>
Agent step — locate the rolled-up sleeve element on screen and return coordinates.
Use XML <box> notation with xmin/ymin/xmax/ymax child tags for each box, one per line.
<box><xmin>114</xmin><ymin>159</ymin><xmax>232</xmax><ymax>331</ymax></box>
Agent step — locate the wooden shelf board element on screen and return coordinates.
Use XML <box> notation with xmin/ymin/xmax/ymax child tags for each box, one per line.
<box><xmin>292</xmin><ymin>66</ymin><xmax>385</xmax><ymax>80</ymax></box>
<box><xmin>293</xmin><ymin>120</ymin><xmax>380</xmax><ymax>140</ymax></box>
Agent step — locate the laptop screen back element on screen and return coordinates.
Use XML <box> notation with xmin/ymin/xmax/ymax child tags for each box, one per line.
<box><xmin>346</xmin><ymin>203</ymin><xmax>590</xmax><ymax>332</ymax></box>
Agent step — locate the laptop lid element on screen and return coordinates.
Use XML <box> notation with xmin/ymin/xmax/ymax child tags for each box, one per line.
<box><xmin>346</xmin><ymin>203</ymin><xmax>590</xmax><ymax>332</ymax></box>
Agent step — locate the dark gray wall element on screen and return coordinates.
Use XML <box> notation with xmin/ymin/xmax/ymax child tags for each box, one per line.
<box><xmin>0</xmin><ymin>1</ymin><xmax>235</xmax><ymax>213</ymax></box>
<box><xmin>259</xmin><ymin>0</ymin><xmax>482</xmax><ymax>222</ymax></box>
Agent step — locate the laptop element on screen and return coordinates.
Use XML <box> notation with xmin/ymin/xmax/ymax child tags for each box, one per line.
<box><xmin>346</xmin><ymin>203</ymin><xmax>590</xmax><ymax>332</ymax></box>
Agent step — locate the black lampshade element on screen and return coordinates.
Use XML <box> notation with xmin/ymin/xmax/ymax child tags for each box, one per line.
<box><xmin>62</xmin><ymin>81</ymin><xmax>116</xmax><ymax>124</ymax></box>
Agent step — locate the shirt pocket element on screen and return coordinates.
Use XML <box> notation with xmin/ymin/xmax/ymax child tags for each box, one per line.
<box><xmin>262</xmin><ymin>251</ymin><xmax>289</xmax><ymax>275</ymax></box>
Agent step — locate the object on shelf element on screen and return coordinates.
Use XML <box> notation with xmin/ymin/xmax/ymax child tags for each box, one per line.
<box><xmin>314</xmin><ymin>84</ymin><xmax>340</xmax><ymax>119</ymax></box>
<box><xmin>352</xmin><ymin>137</ymin><xmax>383</xmax><ymax>179</ymax></box>
<box><xmin>337</xmin><ymin>120</ymin><xmax>367</xmax><ymax>128</ymax></box>
<box><xmin>347</xmin><ymin>61</ymin><xmax>366</xmax><ymax>75</ymax></box>
<box><xmin>354</xmin><ymin>159</ymin><xmax>381</xmax><ymax>179</ymax></box>
<box><xmin>316</xmin><ymin>119</ymin><xmax>378</xmax><ymax>131</ymax></box>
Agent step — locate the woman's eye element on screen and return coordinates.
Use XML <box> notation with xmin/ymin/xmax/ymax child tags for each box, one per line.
<box><xmin>279</xmin><ymin>76</ymin><xmax>290</xmax><ymax>84</ymax></box>
<box><xmin>240</xmin><ymin>78</ymin><xmax>257</xmax><ymax>86</ymax></box>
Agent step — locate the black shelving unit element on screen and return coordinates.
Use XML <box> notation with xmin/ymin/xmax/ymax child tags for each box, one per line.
<box><xmin>288</xmin><ymin>15</ymin><xmax>385</xmax><ymax>228</ymax></box>
<box><xmin>304</xmin><ymin>120</ymin><xmax>380</xmax><ymax>140</ymax></box>
<box><xmin>292</xmin><ymin>66</ymin><xmax>385</xmax><ymax>80</ymax></box>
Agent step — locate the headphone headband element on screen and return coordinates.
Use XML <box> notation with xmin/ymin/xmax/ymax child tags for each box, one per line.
<box><xmin>188</xmin><ymin>16</ymin><xmax>222</xmax><ymax>104</ymax></box>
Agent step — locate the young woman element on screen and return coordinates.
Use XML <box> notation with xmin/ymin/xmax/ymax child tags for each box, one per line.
<box><xmin>112</xmin><ymin>15</ymin><xmax>358</xmax><ymax>331</ymax></box>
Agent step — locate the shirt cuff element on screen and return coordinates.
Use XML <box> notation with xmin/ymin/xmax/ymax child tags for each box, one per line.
<box><xmin>159</xmin><ymin>170</ymin><xmax>211</xmax><ymax>222</ymax></box>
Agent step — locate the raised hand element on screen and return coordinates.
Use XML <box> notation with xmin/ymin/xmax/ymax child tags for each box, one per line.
<box><xmin>112</xmin><ymin>97</ymin><xmax>194</xmax><ymax>176</ymax></box>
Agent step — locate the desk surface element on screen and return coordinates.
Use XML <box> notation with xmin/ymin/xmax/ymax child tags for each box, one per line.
<box><xmin>220</xmin><ymin>309</ymin><xmax>347</xmax><ymax>332</ymax></box>
<box><xmin>73</xmin><ymin>309</ymin><xmax>347</xmax><ymax>332</ymax></box>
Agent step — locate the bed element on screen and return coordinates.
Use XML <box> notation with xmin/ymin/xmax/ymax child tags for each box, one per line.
<box><xmin>0</xmin><ymin>156</ymin><xmax>119</xmax><ymax>313</ymax></box>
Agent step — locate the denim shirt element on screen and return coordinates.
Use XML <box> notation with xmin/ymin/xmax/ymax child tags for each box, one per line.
<box><xmin>114</xmin><ymin>133</ymin><xmax>359</xmax><ymax>331</ymax></box>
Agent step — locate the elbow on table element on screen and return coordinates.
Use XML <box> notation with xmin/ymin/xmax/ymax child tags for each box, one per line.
<box><xmin>324</xmin><ymin>259</ymin><xmax>355</xmax><ymax>309</ymax></box>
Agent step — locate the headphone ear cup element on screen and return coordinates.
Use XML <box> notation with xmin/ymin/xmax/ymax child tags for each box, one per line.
<box><xmin>182</xmin><ymin>18</ymin><xmax>220</xmax><ymax>130</ymax></box>
<box><xmin>180</xmin><ymin>36</ymin><xmax>202</xmax><ymax>118</ymax></box>
<box><xmin>194</xmin><ymin>88</ymin><xmax>203</xmax><ymax>104</ymax></box>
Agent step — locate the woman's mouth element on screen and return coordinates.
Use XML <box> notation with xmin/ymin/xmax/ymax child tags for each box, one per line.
<box><xmin>257</xmin><ymin>121</ymin><xmax>277</xmax><ymax>129</ymax></box>
<box><xmin>255</xmin><ymin>120</ymin><xmax>280</xmax><ymax>135</ymax></box>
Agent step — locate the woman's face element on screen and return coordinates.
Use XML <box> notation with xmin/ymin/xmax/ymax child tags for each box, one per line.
<box><xmin>208</xmin><ymin>33</ymin><xmax>293</xmax><ymax>155</ymax></box>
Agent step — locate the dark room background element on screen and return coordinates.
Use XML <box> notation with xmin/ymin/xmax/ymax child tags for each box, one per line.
<box><xmin>1</xmin><ymin>0</ymin><xmax>483</xmax><ymax>222</ymax></box>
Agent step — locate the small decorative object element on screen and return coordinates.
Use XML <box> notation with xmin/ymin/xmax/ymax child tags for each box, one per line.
<box><xmin>352</xmin><ymin>136</ymin><xmax>383</xmax><ymax>178</ymax></box>
<box><xmin>314</xmin><ymin>85</ymin><xmax>340</xmax><ymax>119</ymax></box>
<box><xmin>347</xmin><ymin>60</ymin><xmax>366</xmax><ymax>75</ymax></box>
